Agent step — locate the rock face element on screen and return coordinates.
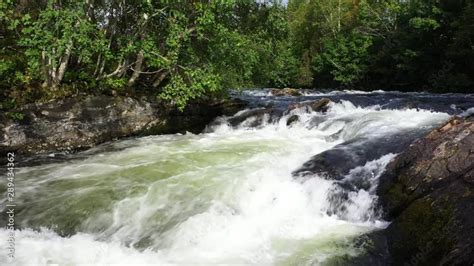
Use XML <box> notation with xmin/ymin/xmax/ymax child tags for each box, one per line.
<box><xmin>270</xmin><ymin>88</ymin><xmax>302</xmax><ymax>97</ymax></box>
<box><xmin>293</xmin><ymin>132</ymin><xmax>421</xmax><ymax>180</ymax></box>
<box><xmin>287</xmin><ymin>98</ymin><xmax>331</xmax><ymax>113</ymax></box>
<box><xmin>372</xmin><ymin>116</ymin><xmax>474</xmax><ymax>265</ymax></box>
<box><xmin>0</xmin><ymin>95</ymin><xmax>246</xmax><ymax>156</ymax></box>
<box><xmin>284</xmin><ymin>98</ymin><xmax>333</xmax><ymax>127</ymax></box>
<box><xmin>226</xmin><ymin>108</ymin><xmax>277</xmax><ymax>127</ymax></box>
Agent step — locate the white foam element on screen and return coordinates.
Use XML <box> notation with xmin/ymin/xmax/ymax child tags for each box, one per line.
<box><xmin>460</xmin><ymin>107</ymin><xmax>474</xmax><ymax>117</ymax></box>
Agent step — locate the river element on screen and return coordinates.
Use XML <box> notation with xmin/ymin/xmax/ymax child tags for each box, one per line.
<box><xmin>1</xmin><ymin>89</ymin><xmax>472</xmax><ymax>265</ymax></box>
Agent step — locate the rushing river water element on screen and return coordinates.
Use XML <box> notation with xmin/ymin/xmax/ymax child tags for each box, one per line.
<box><xmin>1</xmin><ymin>90</ymin><xmax>473</xmax><ymax>265</ymax></box>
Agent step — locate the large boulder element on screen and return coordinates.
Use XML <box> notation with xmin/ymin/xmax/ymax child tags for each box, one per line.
<box><xmin>292</xmin><ymin>131</ymin><xmax>421</xmax><ymax>180</ymax></box>
<box><xmin>287</xmin><ymin>98</ymin><xmax>332</xmax><ymax>113</ymax></box>
<box><xmin>353</xmin><ymin>116</ymin><xmax>474</xmax><ymax>265</ymax></box>
<box><xmin>284</xmin><ymin>98</ymin><xmax>333</xmax><ymax>127</ymax></box>
<box><xmin>0</xmin><ymin>95</ymin><xmax>247</xmax><ymax>156</ymax></box>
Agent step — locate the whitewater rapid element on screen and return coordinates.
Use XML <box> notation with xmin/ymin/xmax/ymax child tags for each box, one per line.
<box><xmin>0</xmin><ymin>93</ymin><xmax>455</xmax><ymax>265</ymax></box>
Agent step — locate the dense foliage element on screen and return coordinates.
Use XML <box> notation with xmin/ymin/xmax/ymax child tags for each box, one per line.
<box><xmin>288</xmin><ymin>0</ymin><xmax>474</xmax><ymax>92</ymax></box>
<box><xmin>0</xmin><ymin>0</ymin><xmax>295</xmax><ymax>109</ymax></box>
<box><xmin>1</xmin><ymin>0</ymin><xmax>473</xmax><ymax>109</ymax></box>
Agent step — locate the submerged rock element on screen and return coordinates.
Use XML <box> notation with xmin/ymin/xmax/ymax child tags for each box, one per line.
<box><xmin>286</xmin><ymin>115</ymin><xmax>299</xmax><ymax>126</ymax></box>
<box><xmin>219</xmin><ymin>98</ymin><xmax>332</xmax><ymax>129</ymax></box>
<box><xmin>284</xmin><ymin>98</ymin><xmax>332</xmax><ymax>127</ymax></box>
<box><xmin>355</xmin><ymin>116</ymin><xmax>474</xmax><ymax>265</ymax></box>
<box><xmin>0</xmin><ymin>95</ymin><xmax>247</xmax><ymax>156</ymax></box>
<box><xmin>293</xmin><ymin>132</ymin><xmax>420</xmax><ymax>180</ymax></box>
<box><xmin>287</xmin><ymin>98</ymin><xmax>332</xmax><ymax>113</ymax></box>
<box><xmin>226</xmin><ymin>108</ymin><xmax>277</xmax><ymax>127</ymax></box>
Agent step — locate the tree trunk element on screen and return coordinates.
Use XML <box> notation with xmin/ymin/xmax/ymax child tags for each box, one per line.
<box><xmin>53</xmin><ymin>40</ymin><xmax>73</xmax><ymax>87</ymax></box>
<box><xmin>41</xmin><ymin>50</ymin><xmax>52</xmax><ymax>88</ymax></box>
<box><xmin>127</xmin><ymin>51</ymin><xmax>144</xmax><ymax>87</ymax></box>
<box><xmin>85</xmin><ymin>0</ymin><xmax>96</xmax><ymax>22</ymax></box>
<box><xmin>93</xmin><ymin>54</ymin><xmax>102</xmax><ymax>77</ymax></box>
<box><xmin>97</xmin><ymin>58</ymin><xmax>125</xmax><ymax>80</ymax></box>
<box><xmin>338</xmin><ymin>0</ymin><xmax>341</xmax><ymax>33</ymax></box>
<box><xmin>152</xmin><ymin>70</ymin><xmax>169</xmax><ymax>88</ymax></box>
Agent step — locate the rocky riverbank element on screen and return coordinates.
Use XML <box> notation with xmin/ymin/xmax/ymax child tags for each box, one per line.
<box><xmin>352</xmin><ymin>115</ymin><xmax>474</xmax><ymax>265</ymax></box>
<box><xmin>0</xmin><ymin>95</ymin><xmax>247</xmax><ymax>156</ymax></box>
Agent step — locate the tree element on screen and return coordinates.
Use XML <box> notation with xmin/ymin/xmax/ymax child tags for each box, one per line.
<box><xmin>1</xmin><ymin>0</ymin><xmax>299</xmax><ymax>109</ymax></box>
<box><xmin>20</xmin><ymin>3</ymin><xmax>107</xmax><ymax>88</ymax></box>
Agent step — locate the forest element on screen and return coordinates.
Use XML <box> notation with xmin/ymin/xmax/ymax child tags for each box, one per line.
<box><xmin>1</xmin><ymin>0</ymin><xmax>473</xmax><ymax>110</ymax></box>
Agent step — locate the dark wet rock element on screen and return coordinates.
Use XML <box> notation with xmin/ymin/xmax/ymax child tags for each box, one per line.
<box><xmin>270</xmin><ymin>88</ymin><xmax>302</xmax><ymax>97</ymax></box>
<box><xmin>378</xmin><ymin>116</ymin><xmax>474</xmax><ymax>218</ymax></box>
<box><xmin>205</xmin><ymin>98</ymin><xmax>248</xmax><ymax>117</ymax></box>
<box><xmin>293</xmin><ymin>131</ymin><xmax>422</xmax><ymax>180</ymax></box>
<box><xmin>287</xmin><ymin>98</ymin><xmax>332</xmax><ymax>113</ymax></box>
<box><xmin>354</xmin><ymin>116</ymin><xmax>474</xmax><ymax>265</ymax></box>
<box><xmin>226</xmin><ymin>108</ymin><xmax>280</xmax><ymax>128</ymax></box>
<box><xmin>286</xmin><ymin>115</ymin><xmax>299</xmax><ymax>126</ymax></box>
<box><xmin>282</xmin><ymin>98</ymin><xmax>333</xmax><ymax>128</ymax></box>
<box><xmin>223</xmin><ymin>98</ymin><xmax>332</xmax><ymax>129</ymax></box>
<box><xmin>0</xmin><ymin>95</ymin><xmax>247</xmax><ymax>156</ymax></box>
<box><xmin>160</xmin><ymin>97</ymin><xmax>248</xmax><ymax>134</ymax></box>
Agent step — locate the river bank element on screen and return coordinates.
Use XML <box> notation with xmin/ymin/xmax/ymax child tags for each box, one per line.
<box><xmin>0</xmin><ymin>95</ymin><xmax>247</xmax><ymax>158</ymax></box>
<box><xmin>338</xmin><ymin>114</ymin><xmax>474</xmax><ymax>266</ymax></box>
